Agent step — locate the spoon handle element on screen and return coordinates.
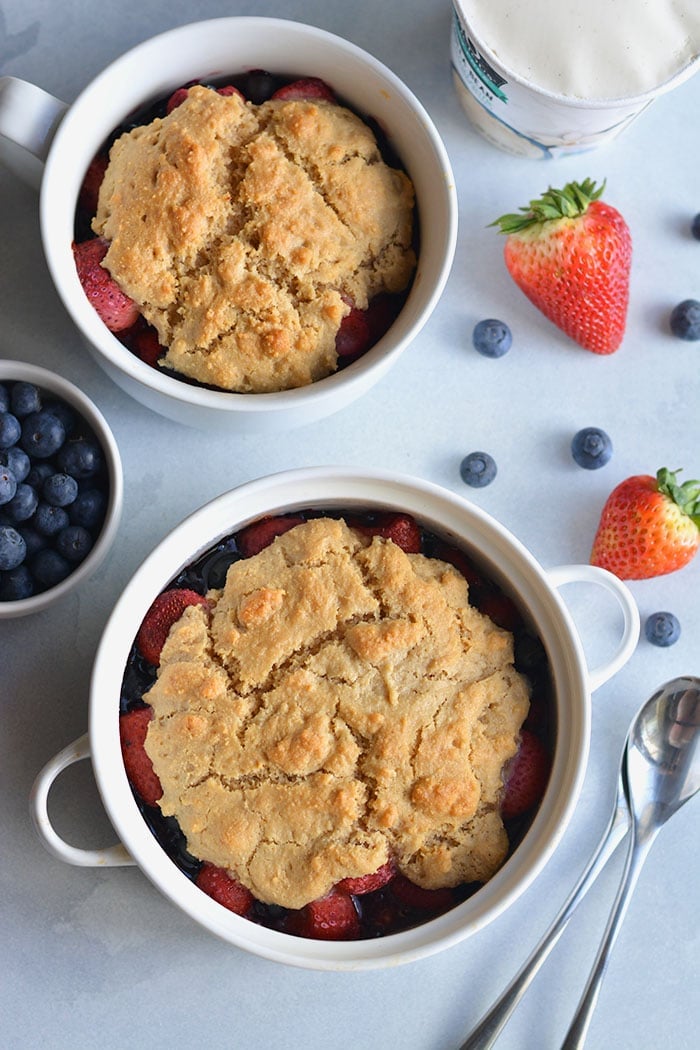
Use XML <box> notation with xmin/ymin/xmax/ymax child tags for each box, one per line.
<box><xmin>559</xmin><ymin>828</ymin><xmax>655</xmax><ymax>1049</ymax></box>
<box><xmin>458</xmin><ymin>798</ymin><xmax>629</xmax><ymax>1050</ymax></box>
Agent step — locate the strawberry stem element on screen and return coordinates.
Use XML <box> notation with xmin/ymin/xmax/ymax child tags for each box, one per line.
<box><xmin>490</xmin><ymin>178</ymin><xmax>606</xmax><ymax>235</ymax></box>
<box><xmin>657</xmin><ymin>468</ymin><xmax>700</xmax><ymax>529</ymax></box>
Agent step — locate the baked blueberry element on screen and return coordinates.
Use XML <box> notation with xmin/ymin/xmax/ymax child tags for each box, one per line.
<box><xmin>571</xmin><ymin>427</ymin><xmax>612</xmax><ymax>469</ymax></box>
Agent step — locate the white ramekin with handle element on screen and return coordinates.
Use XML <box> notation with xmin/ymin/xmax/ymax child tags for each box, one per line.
<box><xmin>30</xmin><ymin>467</ymin><xmax>639</xmax><ymax>970</ymax></box>
<box><xmin>0</xmin><ymin>18</ymin><xmax>456</xmax><ymax>431</ymax></box>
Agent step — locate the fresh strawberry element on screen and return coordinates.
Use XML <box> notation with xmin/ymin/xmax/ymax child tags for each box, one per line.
<box><xmin>501</xmin><ymin>729</ymin><xmax>550</xmax><ymax>821</ymax></box>
<box><xmin>72</xmin><ymin>237</ymin><xmax>140</xmax><ymax>332</ymax></box>
<box><xmin>336</xmin><ymin>860</ymin><xmax>396</xmax><ymax>895</ymax></box>
<box><xmin>78</xmin><ymin>152</ymin><xmax>108</xmax><ymax>218</ymax></box>
<box><xmin>590</xmin><ymin>467</ymin><xmax>700</xmax><ymax>579</ymax></box>
<box><xmin>492</xmin><ymin>179</ymin><xmax>631</xmax><ymax>355</ymax></box>
<box><xmin>286</xmin><ymin>891</ymin><xmax>360</xmax><ymax>940</ymax></box>
<box><xmin>196</xmin><ymin>863</ymin><xmax>254</xmax><ymax>916</ymax></box>
<box><xmin>390</xmin><ymin>875</ymin><xmax>456</xmax><ymax>911</ymax></box>
<box><xmin>270</xmin><ymin>77</ymin><xmax>336</xmax><ymax>103</ymax></box>
<box><xmin>236</xmin><ymin>515</ymin><xmax>305</xmax><ymax>558</ymax></box>
<box><xmin>136</xmin><ymin>587</ymin><xmax>209</xmax><ymax>665</ymax></box>
<box><xmin>356</xmin><ymin>512</ymin><xmax>422</xmax><ymax>553</ymax></box>
<box><xmin>119</xmin><ymin>706</ymin><xmax>162</xmax><ymax>806</ymax></box>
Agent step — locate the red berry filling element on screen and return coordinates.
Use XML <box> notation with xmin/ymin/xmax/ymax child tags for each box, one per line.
<box><xmin>120</xmin><ymin>508</ymin><xmax>554</xmax><ymax>940</ymax></box>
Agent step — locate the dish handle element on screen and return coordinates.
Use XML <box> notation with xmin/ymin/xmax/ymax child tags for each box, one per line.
<box><xmin>0</xmin><ymin>76</ymin><xmax>67</xmax><ymax>172</ymax></box>
<box><xmin>548</xmin><ymin>564</ymin><xmax>640</xmax><ymax>693</ymax></box>
<box><xmin>30</xmin><ymin>733</ymin><xmax>134</xmax><ymax>868</ymax></box>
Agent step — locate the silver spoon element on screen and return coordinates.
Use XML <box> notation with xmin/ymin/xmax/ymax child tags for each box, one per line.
<box><xmin>561</xmin><ymin>674</ymin><xmax>700</xmax><ymax>1047</ymax></box>
<box><xmin>460</xmin><ymin>675</ymin><xmax>700</xmax><ymax>1050</ymax></box>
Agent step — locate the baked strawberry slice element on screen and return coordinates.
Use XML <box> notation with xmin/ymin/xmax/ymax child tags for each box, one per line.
<box><xmin>196</xmin><ymin>863</ymin><xmax>254</xmax><ymax>916</ymax></box>
<box><xmin>236</xmin><ymin>515</ymin><xmax>305</xmax><ymax>558</ymax></box>
<box><xmin>501</xmin><ymin>729</ymin><xmax>551</xmax><ymax>820</ymax></box>
<box><xmin>336</xmin><ymin>859</ymin><xmax>396</xmax><ymax>895</ymax></box>
<box><xmin>124</xmin><ymin>319</ymin><xmax>164</xmax><ymax>368</ymax></box>
<box><xmin>78</xmin><ymin>152</ymin><xmax>109</xmax><ymax>218</ymax></box>
<box><xmin>286</xmin><ymin>891</ymin><xmax>360</xmax><ymax>940</ymax></box>
<box><xmin>119</xmin><ymin>706</ymin><xmax>162</xmax><ymax>806</ymax></box>
<box><xmin>166</xmin><ymin>86</ymin><xmax>190</xmax><ymax>114</ymax></box>
<box><xmin>357</xmin><ymin>512</ymin><xmax>422</xmax><ymax>554</ymax></box>
<box><xmin>477</xmin><ymin>591</ymin><xmax>521</xmax><ymax>631</ymax></box>
<box><xmin>390</xmin><ymin>875</ymin><xmax>456</xmax><ymax>911</ymax></box>
<box><xmin>72</xmin><ymin>237</ymin><xmax>140</xmax><ymax>332</ymax></box>
<box><xmin>136</xmin><ymin>587</ymin><xmax>209</xmax><ymax>666</ymax></box>
<box><xmin>216</xmin><ymin>84</ymin><xmax>245</xmax><ymax>100</ymax></box>
<box><xmin>271</xmin><ymin>77</ymin><xmax>336</xmax><ymax>102</ymax></box>
<box><xmin>335</xmin><ymin>305</ymin><xmax>371</xmax><ymax>359</ymax></box>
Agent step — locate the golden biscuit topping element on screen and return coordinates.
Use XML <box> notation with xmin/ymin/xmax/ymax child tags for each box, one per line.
<box><xmin>143</xmin><ymin>518</ymin><xmax>529</xmax><ymax>909</ymax></box>
<box><xmin>93</xmin><ymin>87</ymin><xmax>416</xmax><ymax>392</ymax></box>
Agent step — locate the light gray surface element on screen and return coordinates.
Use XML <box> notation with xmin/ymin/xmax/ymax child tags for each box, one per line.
<box><xmin>1</xmin><ymin>2</ymin><xmax>699</xmax><ymax>1048</ymax></box>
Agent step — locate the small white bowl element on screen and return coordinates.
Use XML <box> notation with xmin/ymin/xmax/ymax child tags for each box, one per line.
<box><xmin>0</xmin><ymin>360</ymin><xmax>123</xmax><ymax>618</ymax></box>
<box><xmin>30</xmin><ymin>468</ymin><xmax>639</xmax><ymax>968</ymax></box>
<box><xmin>1</xmin><ymin>18</ymin><xmax>457</xmax><ymax>431</ymax></box>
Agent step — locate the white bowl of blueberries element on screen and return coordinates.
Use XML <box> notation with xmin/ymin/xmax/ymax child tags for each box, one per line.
<box><xmin>0</xmin><ymin>361</ymin><xmax>123</xmax><ymax>617</ymax></box>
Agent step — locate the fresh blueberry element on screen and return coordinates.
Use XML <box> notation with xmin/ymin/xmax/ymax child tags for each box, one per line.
<box><xmin>691</xmin><ymin>213</ymin><xmax>700</xmax><ymax>241</ymax></box>
<box><xmin>32</xmin><ymin>548</ymin><xmax>72</xmax><ymax>588</ymax></box>
<box><xmin>34</xmin><ymin>502</ymin><xmax>70</xmax><ymax>537</ymax></box>
<box><xmin>0</xmin><ymin>467</ymin><xmax>17</xmax><ymax>506</ymax></box>
<box><xmin>460</xmin><ymin>451</ymin><xmax>497</xmax><ymax>487</ymax></box>
<box><xmin>42</xmin><ymin>399</ymin><xmax>77</xmax><ymax>437</ymax></box>
<box><xmin>669</xmin><ymin>299</ymin><xmax>700</xmax><ymax>340</ymax></box>
<box><xmin>0</xmin><ymin>384</ymin><xmax>9</xmax><ymax>413</ymax></box>
<box><xmin>0</xmin><ymin>564</ymin><xmax>34</xmax><ymax>601</ymax></box>
<box><xmin>43</xmin><ymin>472</ymin><xmax>79</xmax><ymax>508</ymax></box>
<box><xmin>17</xmin><ymin>525</ymin><xmax>47</xmax><ymax>558</ymax></box>
<box><xmin>10</xmin><ymin>381</ymin><xmax>42</xmax><ymax>418</ymax></box>
<box><xmin>57</xmin><ymin>437</ymin><xmax>102</xmax><ymax>478</ymax></box>
<box><xmin>571</xmin><ymin>427</ymin><xmax>613</xmax><ymax>469</ymax></box>
<box><xmin>0</xmin><ymin>524</ymin><xmax>27</xmax><ymax>570</ymax></box>
<box><xmin>20</xmin><ymin>410</ymin><xmax>66</xmax><ymax>458</ymax></box>
<box><xmin>69</xmin><ymin>487</ymin><xmax>106</xmax><ymax>529</ymax></box>
<box><xmin>56</xmin><ymin>525</ymin><xmax>93</xmax><ymax>564</ymax></box>
<box><xmin>0</xmin><ymin>412</ymin><xmax>22</xmax><ymax>450</ymax></box>
<box><xmin>0</xmin><ymin>446</ymin><xmax>30</xmax><ymax>483</ymax></box>
<box><xmin>472</xmin><ymin>319</ymin><xmax>512</xmax><ymax>358</ymax></box>
<box><xmin>25</xmin><ymin>461</ymin><xmax>54</xmax><ymax>489</ymax></box>
<box><xmin>644</xmin><ymin>611</ymin><xmax>681</xmax><ymax>647</ymax></box>
<box><xmin>5</xmin><ymin>483</ymin><xmax>39</xmax><ymax>523</ymax></box>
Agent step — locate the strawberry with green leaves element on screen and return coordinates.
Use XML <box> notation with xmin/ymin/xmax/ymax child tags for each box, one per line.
<box><xmin>492</xmin><ymin>179</ymin><xmax>631</xmax><ymax>355</ymax></box>
<box><xmin>591</xmin><ymin>468</ymin><xmax>700</xmax><ymax>580</ymax></box>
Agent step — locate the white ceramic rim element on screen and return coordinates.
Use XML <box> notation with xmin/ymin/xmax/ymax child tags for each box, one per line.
<box><xmin>89</xmin><ymin>466</ymin><xmax>591</xmax><ymax>970</ymax></box>
<box><xmin>0</xmin><ymin>360</ymin><xmax>123</xmax><ymax>618</ymax></box>
<box><xmin>452</xmin><ymin>0</ymin><xmax>700</xmax><ymax>108</ymax></box>
<box><xmin>39</xmin><ymin>18</ymin><xmax>457</xmax><ymax>421</ymax></box>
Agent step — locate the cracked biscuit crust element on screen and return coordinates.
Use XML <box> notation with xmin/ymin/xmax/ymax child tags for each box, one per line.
<box><xmin>143</xmin><ymin>518</ymin><xmax>530</xmax><ymax>909</ymax></box>
<box><xmin>93</xmin><ymin>86</ymin><xmax>416</xmax><ymax>392</ymax></box>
